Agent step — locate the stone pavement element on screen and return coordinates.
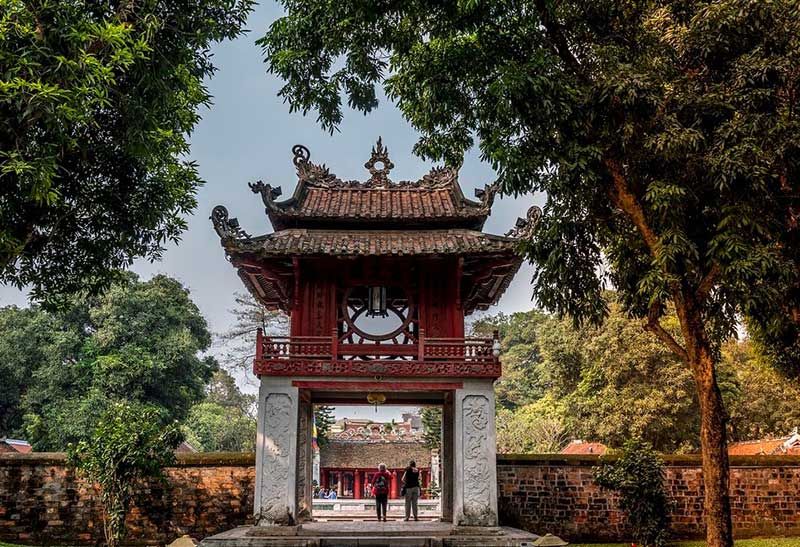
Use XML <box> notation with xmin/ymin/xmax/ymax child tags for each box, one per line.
<box><xmin>200</xmin><ymin>522</ymin><xmax>539</xmax><ymax>547</ymax></box>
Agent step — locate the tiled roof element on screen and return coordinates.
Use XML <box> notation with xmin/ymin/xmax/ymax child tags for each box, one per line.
<box><xmin>561</xmin><ymin>441</ymin><xmax>608</xmax><ymax>455</ymax></box>
<box><xmin>728</xmin><ymin>434</ymin><xmax>800</xmax><ymax>456</ymax></box>
<box><xmin>320</xmin><ymin>440</ymin><xmax>432</xmax><ymax>469</ymax></box>
<box><xmin>248</xmin><ymin>141</ymin><xmax>496</xmax><ymax>230</ymax></box>
<box><xmin>233</xmin><ymin>229</ymin><xmax>518</xmax><ymax>257</ymax></box>
<box><xmin>0</xmin><ymin>439</ymin><xmax>31</xmax><ymax>453</ymax></box>
<box><xmin>269</xmin><ymin>186</ymin><xmax>489</xmax><ymax>229</ymax></box>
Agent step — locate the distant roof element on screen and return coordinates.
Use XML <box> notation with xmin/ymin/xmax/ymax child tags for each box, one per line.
<box><xmin>0</xmin><ymin>438</ymin><xmax>32</xmax><ymax>454</ymax></box>
<box><xmin>561</xmin><ymin>441</ymin><xmax>608</xmax><ymax>455</ymax></box>
<box><xmin>728</xmin><ymin>431</ymin><xmax>800</xmax><ymax>456</ymax></box>
<box><xmin>249</xmin><ymin>140</ymin><xmax>497</xmax><ymax>231</ymax></box>
<box><xmin>320</xmin><ymin>440</ymin><xmax>432</xmax><ymax>469</ymax></box>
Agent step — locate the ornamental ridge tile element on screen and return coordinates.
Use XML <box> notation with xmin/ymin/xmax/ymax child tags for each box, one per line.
<box><xmin>247</xmin><ymin>140</ymin><xmax>499</xmax><ymax>231</ymax></box>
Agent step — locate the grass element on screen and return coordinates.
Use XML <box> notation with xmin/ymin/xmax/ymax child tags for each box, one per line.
<box><xmin>575</xmin><ymin>540</ymin><xmax>800</xmax><ymax>547</ymax></box>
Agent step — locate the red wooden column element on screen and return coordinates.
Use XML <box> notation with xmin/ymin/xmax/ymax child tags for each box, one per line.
<box><xmin>389</xmin><ymin>471</ymin><xmax>397</xmax><ymax>499</ymax></box>
<box><xmin>420</xmin><ymin>469</ymin><xmax>427</xmax><ymax>498</ymax></box>
<box><xmin>354</xmin><ymin>469</ymin><xmax>362</xmax><ymax>500</ymax></box>
<box><xmin>395</xmin><ymin>470</ymin><xmax>403</xmax><ymax>498</ymax></box>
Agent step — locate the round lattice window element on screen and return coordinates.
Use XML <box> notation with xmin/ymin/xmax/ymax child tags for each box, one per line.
<box><xmin>339</xmin><ymin>286</ymin><xmax>417</xmax><ymax>344</ymax></box>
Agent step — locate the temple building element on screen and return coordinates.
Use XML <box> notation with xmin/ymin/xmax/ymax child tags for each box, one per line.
<box><xmin>211</xmin><ymin>139</ymin><xmax>536</xmax><ymax>527</ymax></box>
<box><xmin>319</xmin><ymin>416</ymin><xmax>433</xmax><ymax>500</ymax></box>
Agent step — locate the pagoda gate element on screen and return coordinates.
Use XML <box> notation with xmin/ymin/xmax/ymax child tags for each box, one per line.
<box><xmin>211</xmin><ymin>140</ymin><xmax>533</xmax><ymax>528</ymax></box>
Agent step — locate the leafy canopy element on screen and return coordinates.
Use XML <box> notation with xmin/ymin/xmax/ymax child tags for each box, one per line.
<box><xmin>0</xmin><ymin>0</ymin><xmax>252</xmax><ymax>303</ymax></box>
<box><xmin>476</xmin><ymin>298</ymin><xmax>800</xmax><ymax>453</ymax></box>
<box><xmin>0</xmin><ymin>273</ymin><xmax>215</xmax><ymax>449</ymax></box>
<box><xmin>261</xmin><ymin>0</ymin><xmax>800</xmax><ymax>358</ymax></box>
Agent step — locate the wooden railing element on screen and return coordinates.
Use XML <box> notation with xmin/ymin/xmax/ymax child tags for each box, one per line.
<box><xmin>256</xmin><ymin>329</ymin><xmax>499</xmax><ymax>363</ymax></box>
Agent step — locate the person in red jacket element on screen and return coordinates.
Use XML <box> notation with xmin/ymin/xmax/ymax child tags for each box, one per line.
<box><xmin>372</xmin><ymin>463</ymin><xmax>392</xmax><ymax>522</ymax></box>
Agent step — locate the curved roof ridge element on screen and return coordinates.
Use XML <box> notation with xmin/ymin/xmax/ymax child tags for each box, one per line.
<box><xmin>248</xmin><ymin>141</ymin><xmax>498</xmax><ymax>231</ymax></box>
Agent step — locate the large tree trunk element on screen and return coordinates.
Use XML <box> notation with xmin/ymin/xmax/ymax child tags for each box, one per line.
<box><xmin>693</xmin><ymin>344</ymin><xmax>733</xmax><ymax>547</ymax></box>
<box><xmin>677</xmin><ymin>296</ymin><xmax>734</xmax><ymax>547</ymax></box>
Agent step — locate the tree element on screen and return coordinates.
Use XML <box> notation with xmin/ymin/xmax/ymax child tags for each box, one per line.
<box><xmin>217</xmin><ymin>292</ymin><xmax>288</xmax><ymax>378</ymax></box>
<box><xmin>314</xmin><ymin>405</ymin><xmax>335</xmax><ymax>447</ymax></box>
<box><xmin>496</xmin><ymin>399</ymin><xmax>568</xmax><ymax>454</ymax></box>
<box><xmin>15</xmin><ymin>273</ymin><xmax>215</xmax><ymax>449</ymax></box>
<box><xmin>261</xmin><ymin>3</ymin><xmax>800</xmax><ymax>543</ymax></box>
<box><xmin>595</xmin><ymin>439</ymin><xmax>671</xmax><ymax>547</ymax></box>
<box><xmin>420</xmin><ymin>406</ymin><xmax>442</xmax><ymax>450</ymax></box>
<box><xmin>69</xmin><ymin>402</ymin><xmax>182</xmax><ymax>547</ymax></box>
<box><xmin>0</xmin><ymin>0</ymin><xmax>253</xmax><ymax>304</ymax></box>
<box><xmin>183</xmin><ymin>369</ymin><xmax>257</xmax><ymax>452</ymax></box>
<box><xmin>720</xmin><ymin>339</ymin><xmax>800</xmax><ymax>441</ymax></box>
<box><xmin>183</xmin><ymin>401</ymin><xmax>255</xmax><ymax>452</ymax></box>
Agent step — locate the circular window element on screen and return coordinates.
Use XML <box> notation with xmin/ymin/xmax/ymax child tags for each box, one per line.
<box><xmin>340</xmin><ymin>286</ymin><xmax>416</xmax><ymax>343</ymax></box>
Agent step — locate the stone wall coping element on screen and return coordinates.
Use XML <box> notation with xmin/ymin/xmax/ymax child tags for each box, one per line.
<box><xmin>496</xmin><ymin>453</ymin><xmax>800</xmax><ymax>467</ymax></box>
<box><xmin>3</xmin><ymin>451</ymin><xmax>800</xmax><ymax>468</ymax></box>
<box><xmin>0</xmin><ymin>451</ymin><xmax>256</xmax><ymax>467</ymax></box>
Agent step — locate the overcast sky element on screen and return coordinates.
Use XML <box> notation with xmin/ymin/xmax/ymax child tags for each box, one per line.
<box><xmin>0</xmin><ymin>2</ymin><xmax>545</xmax><ymax>421</ymax></box>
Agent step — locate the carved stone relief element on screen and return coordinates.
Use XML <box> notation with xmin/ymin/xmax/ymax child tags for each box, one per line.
<box><xmin>461</xmin><ymin>394</ymin><xmax>496</xmax><ymax>526</ymax></box>
<box><xmin>258</xmin><ymin>393</ymin><xmax>293</xmax><ymax>525</ymax></box>
<box><xmin>295</xmin><ymin>400</ymin><xmax>312</xmax><ymax>522</ymax></box>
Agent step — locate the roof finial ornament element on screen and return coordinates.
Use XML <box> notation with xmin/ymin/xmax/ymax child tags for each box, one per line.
<box><xmin>292</xmin><ymin>144</ymin><xmax>310</xmax><ymax>167</ymax></box>
<box><xmin>365</xmin><ymin>137</ymin><xmax>394</xmax><ymax>186</ymax></box>
<box><xmin>507</xmin><ymin>205</ymin><xmax>543</xmax><ymax>239</ymax></box>
<box><xmin>210</xmin><ymin>205</ymin><xmax>251</xmax><ymax>241</ymax></box>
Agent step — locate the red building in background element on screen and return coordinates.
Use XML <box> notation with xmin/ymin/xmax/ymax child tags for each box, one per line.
<box><xmin>319</xmin><ymin>417</ymin><xmax>433</xmax><ymax>500</ymax></box>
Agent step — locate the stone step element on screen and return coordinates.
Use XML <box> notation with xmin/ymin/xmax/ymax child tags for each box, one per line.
<box><xmin>200</xmin><ymin>525</ymin><xmax>539</xmax><ymax>547</ymax></box>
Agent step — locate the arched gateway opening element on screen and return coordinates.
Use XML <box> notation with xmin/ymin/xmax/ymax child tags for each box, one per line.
<box><xmin>210</xmin><ymin>140</ymin><xmax>537</xmax><ymax>537</ymax></box>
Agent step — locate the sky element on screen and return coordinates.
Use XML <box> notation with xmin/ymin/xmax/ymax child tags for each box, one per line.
<box><xmin>0</xmin><ymin>2</ymin><xmax>544</xmax><ymax>421</ymax></box>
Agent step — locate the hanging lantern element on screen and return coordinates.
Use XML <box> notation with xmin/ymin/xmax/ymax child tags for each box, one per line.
<box><xmin>367</xmin><ymin>286</ymin><xmax>388</xmax><ymax>317</ymax></box>
<box><xmin>366</xmin><ymin>392</ymin><xmax>387</xmax><ymax>412</ymax></box>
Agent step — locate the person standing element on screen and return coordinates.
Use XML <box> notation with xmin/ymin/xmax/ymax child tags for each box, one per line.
<box><xmin>402</xmin><ymin>459</ymin><xmax>421</xmax><ymax>521</ymax></box>
<box><xmin>372</xmin><ymin>463</ymin><xmax>392</xmax><ymax>522</ymax></box>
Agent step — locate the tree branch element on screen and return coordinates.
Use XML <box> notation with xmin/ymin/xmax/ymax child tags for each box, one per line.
<box><xmin>644</xmin><ymin>300</ymin><xmax>689</xmax><ymax>363</ymax></box>
<box><xmin>533</xmin><ymin>0</ymin><xmax>584</xmax><ymax>78</ymax></box>
<box><xmin>696</xmin><ymin>263</ymin><xmax>720</xmax><ymax>301</ymax></box>
<box><xmin>604</xmin><ymin>157</ymin><xmax>660</xmax><ymax>255</ymax></box>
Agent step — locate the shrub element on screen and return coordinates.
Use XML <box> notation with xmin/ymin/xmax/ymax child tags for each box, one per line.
<box><xmin>68</xmin><ymin>402</ymin><xmax>182</xmax><ymax>547</ymax></box>
<box><xmin>594</xmin><ymin>438</ymin><xmax>671</xmax><ymax>546</ymax></box>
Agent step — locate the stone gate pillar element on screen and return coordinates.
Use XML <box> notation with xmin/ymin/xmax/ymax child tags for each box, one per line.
<box><xmin>255</xmin><ymin>377</ymin><xmax>300</xmax><ymax>525</ymax></box>
<box><xmin>453</xmin><ymin>379</ymin><xmax>498</xmax><ymax>526</ymax></box>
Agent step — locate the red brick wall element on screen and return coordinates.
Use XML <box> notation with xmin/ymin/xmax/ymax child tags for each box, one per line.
<box><xmin>497</xmin><ymin>454</ymin><xmax>800</xmax><ymax>542</ymax></box>
<box><xmin>0</xmin><ymin>453</ymin><xmax>254</xmax><ymax>545</ymax></box>
<box><xmin>2</xmin><ymin>452</ymin><xmax>800</xmax><ymax>544</ymax></box>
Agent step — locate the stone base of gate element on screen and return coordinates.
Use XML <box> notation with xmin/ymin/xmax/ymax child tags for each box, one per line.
<box><xmin>199</xmin><ymin>522</ymin><xmax>538</xmax><ymax>547</ymax></box>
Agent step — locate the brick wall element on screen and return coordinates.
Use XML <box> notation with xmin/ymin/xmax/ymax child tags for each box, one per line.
<box><xmin>0</xmin><ymin>453</ymin><xmax>254</xmax><ymax>545</ymax></box>
<box><xmin>2</xmin><ymin>452</ymin><xmax>800</xmax><ymax>544</ymax></box>
<box><xmin>497</xmin><ymin>454</ymin><xmax>800</xmax><ymax>542</ymax></box>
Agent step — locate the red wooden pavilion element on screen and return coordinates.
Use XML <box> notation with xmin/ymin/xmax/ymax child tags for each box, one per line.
<box><xmin>211</xmin><ymin>139</ymin><xmax>536</xmax><ymax>526</ymax></box>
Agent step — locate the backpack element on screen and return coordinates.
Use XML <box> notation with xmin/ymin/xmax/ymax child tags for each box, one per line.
<box><xmin>374</xmin><ymin>474</ymin><xmax>388</xmax><ymax>494</ymax></box>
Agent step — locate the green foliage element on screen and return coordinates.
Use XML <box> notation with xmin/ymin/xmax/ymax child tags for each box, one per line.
<box><xmin>0</xmin><ymin>273</ymin><xmax>215</xmax><ymax>448</ymax></box>
<box><xmin>481</xmin><ymin>297</ymin><xmax>800</xmax><ymax>453</ymax></box>
<box><xmin>0</xmin><ymin>0</ymin><xmax>253</xmax><ymax>304</ymax></box>
<box><xmin>183</xmin><ymin>370</ymin><xmax>256</xmax><ymax>452</ymax></box>
<box><xmin>420</xmin><ymin>406</ymin><xmax>442</xmax><ymax>450</ymax></box>
<box><xmin>68</xmin><ymin>402</ymin><xmax>182</xmax><ymax>547</ymax></box>
<box><xmin>595</xmin><ymin>439</ymin><xmax>671</xmax><ymax>547</ymax></box>
<box><xmin>720</xmin><ymin>340</ymin><xmax>800</xmax><ymax>441</ymax></box>
<box><xmin>496</xmin><ymin>397</ymin><xmax>568</xmax><ymax>454</ymax></box>
<box><xmin>314</xmin><ymin>405</ymin><xmax>335</xmax><ymax>447</ymax></box>
<box><xmin>183</xmin><ymin>401</ymin><xmax>255</xmax><ymax>452</ymax></box>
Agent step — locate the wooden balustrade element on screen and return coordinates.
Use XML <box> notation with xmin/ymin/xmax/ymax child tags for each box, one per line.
<box><xmin>258</xmin><ymin>333</ymin><xmax>496</xmax><ymax>363</ymax></box>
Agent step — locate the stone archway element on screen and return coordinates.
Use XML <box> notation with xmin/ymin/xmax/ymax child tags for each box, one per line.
<box><xmin>253</xmin><ymin>378</ymin><xmax>498</xmax><ymax>527</ymax></box>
